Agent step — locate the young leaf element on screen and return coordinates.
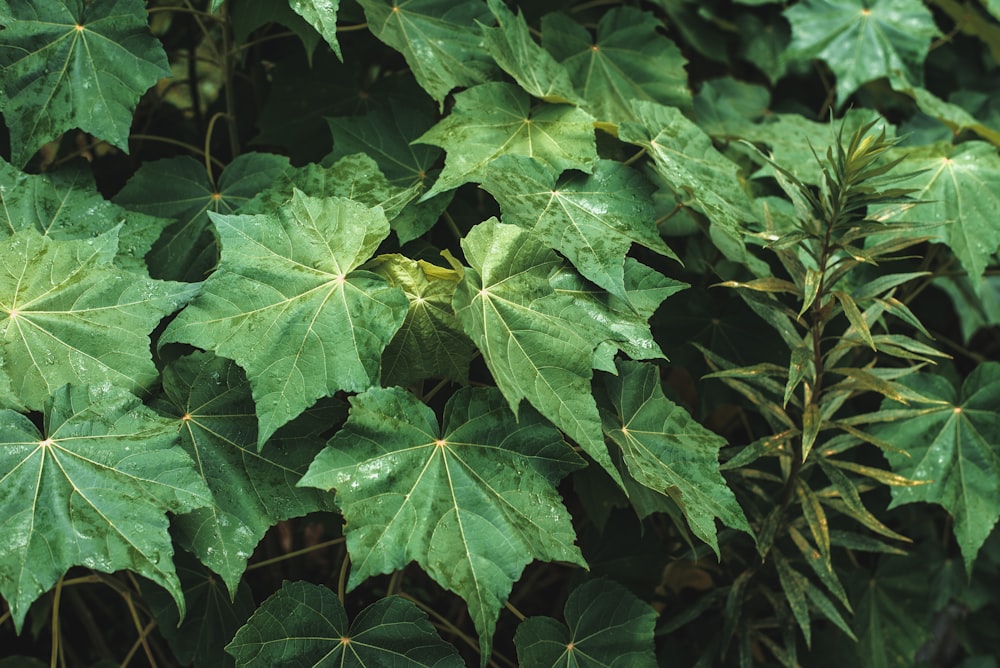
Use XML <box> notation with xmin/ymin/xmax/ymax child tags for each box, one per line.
<box><xmin>157</xmin><ymin>352</ymin><xmax>338</xmax><ymax>593</ymax></box>
<box><xmin>619</xmin><ymin>101</ymin><xmax>758</xmax><ymax>235</ymax></box>
<box><xmin>482</xmin><ymin>155</ymin><xmax>678</xmax><ymax>304</ymax></box>
<box><xmin>542</xmin><ymin>8</ymin><xmax>691</xmax><ymax>125</ymax></box>
<box><xmin>112</xmin><ymin>153</ymin><xmax>292</xmax><ymax>282</ymax></box>
<box><xmin>357</xmin><ymin>0</ymin><xmax>496</xmax><ymax>106</ymax></box>
<box><xmin>884</xmin><ymin>141</ymin><xmax>1000</xmax><ymax>291</ymax></box>
<box><xmin>597</xmin><ymin>359</ymin><xmax>752</xmax><ymax>555</ymax></box>
<box><xmin>480</xmin><ymin>0</ymin><xmax>581</xmax><ymax>104</ymax></box>
<box><xmin>514</xmin><ymin>578</ymin><xmax>658</xmax><ymax>668</ymax></box>
<box><xmin>161</xmin><ymin>190</ymin><xmax>409</xmax><ymax>447</ymax></box>
<box><xmin>415</xmin><ymin>82</ymin><xmax>597</xmax><ymax>198</ymax></box>
<box><xmin>0</xmin><ymin>228</ymin><xmax>196</xmax><ymax>411</ymax></box>
<box><xmin>0</xmin><ymin>384</ymin><xmax>212</xmax><ymax>632</ymax></box>
<box><xmin>872</xmin><ymin>363</ymin><xmax>1000</xmax><ymax>570</ymax></box>
<box><xmin>785</xmin><ymin>0</ymin><xmax>938</xmax><ymax>106</ymax></box>
<box><xmin>452</xmin><ymin>219</ymin><xmax>617</xmax><ymax>485</ymax></box>
<box><xmin>226</xmin><ymin>581</ymin><xmax>463</xmax><ymax>667</ymax></box>
<box><xmin>299</xmin><ymin>386</ymin><xmax>585</xmax><ymax>660</ymax></box>
<box><xmin>369</xmin><ymin>254</ymin><xmax>475</xmax><ymax>386</ymax></box>
<box><xmin>0</xmin><ymin>158</ymin><xmax>169</xmax><ymax>274</ymax></box>
<box><xmin>0</xmin><ymin>0</ymin><xmax>171</xmax><ymax>167</ymax></box>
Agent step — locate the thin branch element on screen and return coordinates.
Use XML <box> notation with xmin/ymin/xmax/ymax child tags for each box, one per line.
<box><xmin>246</xmin><ymin>536</ymin><xmax>347</xmax><ymax>571</ymax></box>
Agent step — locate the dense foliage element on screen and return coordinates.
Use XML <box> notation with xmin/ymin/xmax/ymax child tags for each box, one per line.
<box><xmin>1</xmin><ymin>0</ymin><xmax>999</xmax><ymax>666</ymax></box>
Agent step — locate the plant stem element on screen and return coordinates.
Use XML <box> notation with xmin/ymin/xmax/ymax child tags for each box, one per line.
<box><xmin>246</xmin><ymin>536</ymin><xmax>347</xmax><ymax>571</ymax></box>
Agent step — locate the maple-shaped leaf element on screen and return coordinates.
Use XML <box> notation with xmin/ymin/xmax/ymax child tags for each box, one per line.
<box><xmin>597</xmin><ymin>359</ymin><xmax>752</xmax><ymax>554</ymax></box>
<box><xmin>542</xmin><ymin>7</ymin><xmax>691</xmax><ymax>125</ymax></box>
<box><xmin>299</xmin><ymin>386</ymin><xmax>585</xmax><ymax>660</ymax></box>
<box><xmin>0</xmin><ymin>228</ymin><xmax>196</xmax><ymax>411</ymax></box>
<box><xmin>370</xmin><ymin>254</ymin><xmax>475</xmax><ymax>386</ymax></box>
<box><xmin>289</xmin><ymin>0</ymin><xmax>342</xmax><ymax>60</ymax></box>
<box><xmin>785</xmin><ymin>0</ymin><xmax>938</xmax><ymax>106</ymax></box>
<box><xmin>886</xmin><ymin>141</ymin><xmax>1000</xmax><ymax>291</ymax></box>
<box><xmin>155</xmin><ymin>351</ymin><xmax>338</xmax><ymax>593</ymax></box>
<box><xmin>112</xmin><ymin>153</ymin><xmax>291</xmax><ymax>282</ymax></box>
<box><xmin>619</xmin><ymin>100</ymin><xmax>757</xmax><ymax>235</ymax></box>
<box><xmin>452</xmin><ymin>219</ymin><xmax>617</xmax><ymax>485</ymax></box>
<box><xmin>872</xmin><ymin>363</ymin><xmax>1000</xmax><ymax>570</ymax></box>
<box><xmin>416</xmin><ymin>82</ymin><xmax>597</xmax><ymax>199</ymax></box>
<box><xmin>0</xmin><ymin>384</ymin><xmax>212</xmax><ymax>632</ymax></box>
<box><xmin>227</xmin><ymin>581</ymin><xmax>464</xmax><ymax>667</ymax></box>
<box><xmin>479</xmin><ymin>0</ymin><xmax>581</xmax><ymax>104</ymax></box>
<box><xmin>142</xmin><ymin>551</ymin><xmax>255</xmax><ymax>668</ymax></box>
<box><xmin>0</xmin><ymin>158</ymin><xmax>169</xmax><ymax>274</ymax></box>
<box><xmin>514</xmin><ymin>578</ymin><xmax>658</xmax><ymax>668</ymax></box>
<box><xmin>482</xmin><ymin>155</ymin><xmax>677</xmax><ymax>303</ymax></box>
<box><xmin>0</xmin><ymin>0</ymin><xmax>171</xmax><ymax>167</ymax></box>
<box><xmin>162</xmin><ymin>190</ymin><xmax>408</xmax><ymax>447</ymax></box>
<box><xmin>357</xmin><ymin>0</ymin><xmax>496</xmax><ymax>106</ymax></box>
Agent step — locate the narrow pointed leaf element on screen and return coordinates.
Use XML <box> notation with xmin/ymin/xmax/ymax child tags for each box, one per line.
<box><xmin>162</xmin><ymin>190</ymin><xmax>409</xmax><ymax>447</ymax></box>
<box><xmin>299</xmin><ymin>386</ymin><xmax>585</xmax><ymax>659</ymax></box>
<box><xmin>157</xmin><ymin>352</ymin><xmax>338</xmax><ymax>593</ymax></box>
<box><xmin>514</xmin><ymin>578</ymin><xmax>657</xmax><ymax>668</ymax></box>
<box><xmin>452</xmin><ymin>219</ymin><xmax>617</xmax><ymax>484</ymax></box>
<box><xmin>871</xmin><ymin>363</ymin><xmax>1000</xmax><ymax>570</ymax></box>
<box><xmin>416</xmin><ymin>82</ymin><xmax>597</xmax><ymax>198</ymax></box>
<box><xmin>226</xmin><ymin>581</ymin><xmax>464</xmax><ymax>667</ymax></box>
<box><xmin>0</xmin><ymin>228</ymin><xmax>197</xmax><ymax>410</ymax></box>
<box><xmin>0</xmin><ymin>384</ymin><xmax>212</xmax><ymax>632</ymax></box>
<box><xmin>482</xmin><ymin>155</ymin><xmax>677</xmax><ymax>303</ymax></box>
<box><xmin>597</xmin><ymin>359</ymin><xmax>752</xmax><ymax>555</ymax></box>
<box><xmin>357</xmin><ymin>0</ymin><xmax>496</xmax><ymax>106</ymax></box>
<box><xmin>542</xmin><ymin>8</ymin><xmax>691</xmax><ymax>124</ymax></box>
<box><xmin>0</xmin><ymin>0</ymin><xmax>171</xmax><ymax>167</ymax></box>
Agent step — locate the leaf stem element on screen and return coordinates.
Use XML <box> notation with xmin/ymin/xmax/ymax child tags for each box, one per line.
<box><xmin>503</xmin><ymin>600</ymin><xmax>527</xmax><ymax>621</ymax></box>
<box><xmin>622</xmin><ymin>146</ymin><xmax>647</xmax><ymax>167</ymax></box>
<box><xmin>204</xmin><ymin>112</ymin><xmax>232</xmax><ymax>188</ymax></box>
<box><xmin>337</xmin><ymin>551</ymin><xmax>351</xmax><ymax>605</ymax></box>
<box><xmin>50</xmin><ymin>575</ymin><xmax>64</xmax><ymax>668</ymax></box>
<box><xmin>399</xmin><ymin>592</ymin><xmax>515</xmax><ymax>668</ymax></box>
<box><xmin>130</xmin><ymin>133</ymin><xmax>227</xmax><ymax>169</ymax></box>
<box><xmin>147</xmin><ymin>5</ymin><xmax>225</xmax><ymax>22</ymax></box>
<box><xmin>119</xmin><ymin>620</ymin><xmax>157</xmax><ymax>668</ymax></box>
<box><xmin>338</xmin><ymin>22</ymin><xmax>370</xmax><ymax>32</ymax></box>
<box><xmin>122</xmin><ymin>591</ymin><xmax>158</xmax><ymax>668</ymax></box>
<box><xmin>246</xmin><ymin>536</ymin><xmax>347</xmax><ymax>571</ymax></box>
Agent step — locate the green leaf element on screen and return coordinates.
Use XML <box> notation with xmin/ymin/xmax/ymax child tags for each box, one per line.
<box><xmin>416</xmin><ymin>82</ymin><xmax>597</xmax><ymax>199</ymax></box>
<box><xmin>480</xmin><ymin>0</ymin><xmax>580</xmax><ymax>104</ymax></box>
<box><xmin>112</xmin><ymin>153</ymin><xmax>292</xmax><ymax>282</ymax></box>
<box><xmin>542</xmin><ymin>7</ymin><xmax>691</xmax><ymax>125</ymax></box>
<box><xmin>226</xmin><ymin>581</ymin><xmax>464</xmax><ymax>667</ymax></box>
<box><xmin>369</xmin><ymin>254</ymin><xmax>475</xmax><ymax>386</ymax></box>
<box><xmin>162</xmin><ymin>190</ymin><xmax>409</xmax><ymax>447</ymax></box>
<box><xmin>619</xmin><ymin>100</ymin><xmax>757</xmax><ymax>235</ymax></box>
<box><xmin>231</xmin><ymin>0</ymin><xmax>323</xmax><ymax>62</ymax></box>
<box><xmin>142</xmin><ymin>551</ymin><xmax>255</xmax><ymax>668</ymax></box>
<box><xmin>597</xmin><ymin>359</ymin><xmax>752</xmax><ymax>555</ymax></box>
<box><xmin>884</xmin><ymin>141</ymin><xmax>1000</xmax><ymax>290</ymax></box>
<box><xmin>482</xmin><ymin>155</ymin><xmax>678</xmax><ymax>303</ymax></box>
<box><xmin>872</xmin><ymin>364</ymin><xmax>1000</xmax><ymax>570</ymax></box>
<box><xmin>785</xmin><ymin>0</ymin><xmax>938</xmax><ymax>106</ymax></box>
<box><xmin>514</xmin><ymin>578</ymin><xmax>657</xmax><ymax>668</ymax></box>
<box><xmin>289</xmin><ymin>0</ymin><xmax>342</xmax><ymax>60</ymax></box>
<box><xmin>357</xmin><ymin>0</ymin><xmax>496</xmax><ymax>106</ymax></box>
<box><xmin>0</xmin><ymin>0</ymin><xmax>171</xmax><ymax>167</ymax></box>
<box><xmin>0</xmin><ymin>228</ymin><xmax>196</xmax><ymax>411</ymax></box>
<box><xmin>0</xmin><ymin>384</ymin><xmax>212</xmax><ymax>632</ymax></box>
<box><xmin>0</xmin><ymin>158</ymin><xmax>169</xmax><ymax>274</ymax></box>
<box><xmin>156</xmin><ymin>352</ymin><xmax>337</xmax><ymax>593</ymax></box>
<box><xmin>452</xmin><ymin>219</ymin><xmax>617</xmax><ymax>485</ymax></box>
<box><xmin>299</xmin><ymin>386</ymin><xmax>585</xmax><ymax>659</ymax></box>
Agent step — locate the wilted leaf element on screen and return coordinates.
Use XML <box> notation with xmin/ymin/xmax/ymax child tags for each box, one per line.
<box><xmin>162</xmin><ymin>190</ymin><xmax>408</xmax><ymax>447</ymax></box>
<box><xmin>0</xmin><ymin>384</ymin><xmax>212</xmax><ymax>631</ymax></box>
<box><xmin>299</xmin><ymin>386</ymin><xmax>585</xmax><ymax>659</ymax></box>
<box><xmin>0</xmin><ymin>0</ymin><xmax>171</xmax><ymax>166</ymax></box>
<box><xmin>226</xmin><ymin>581</ymin><xmax>463</xmax><ymax>667</ymax></box>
